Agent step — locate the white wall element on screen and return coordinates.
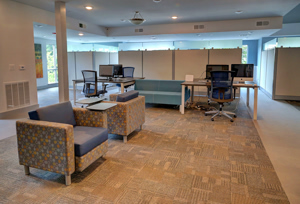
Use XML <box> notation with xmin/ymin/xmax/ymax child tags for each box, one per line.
<box><xmin>0</xmin><ymin>0</ymin><xmax>108</xmax><ymax>116</ymax></box>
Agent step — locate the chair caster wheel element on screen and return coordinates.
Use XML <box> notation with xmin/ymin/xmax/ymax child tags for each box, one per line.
<box><xmin>205</xmin><ymin>114</ymin><xmax>207</xmax><ymax>116</ymax></box>
<box><xmin>234</xmin><ymin>115</ymin><xmax>237</xmax><ymax>118</ymax></box>
<box><xmin>211</xmin><ymin>118</ymin><xmax>214</xmax><ymax>121</ymax></box>
<box><xmin>230</xmin><ymin>119</ymin><xmax>234</xmax><ymax>122</ymax></box>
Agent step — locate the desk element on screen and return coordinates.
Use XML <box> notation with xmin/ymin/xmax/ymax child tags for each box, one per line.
<box><xmin>180</xmin><ymin>81</ymin><xmax>259</xmax><ymax>120</ymax></box>
<box><xmin>72</xmin><ymin>77</ymin><xmax>143</xmax><ymax>104</ymax></box>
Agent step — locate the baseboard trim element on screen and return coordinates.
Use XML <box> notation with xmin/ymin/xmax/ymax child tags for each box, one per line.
<box><xmin>273</xmin><ymin>95</ymin><xmax>300</xmax><ymax>101</ymax></box>
<box><xmin>37</xmin><ymin>83</ymin><xmax>58</xmax><ymax>90</ymax></box>
<box><xmin>260</xmin><ymin>87</ymin><xmax>272</xmax><ymax>99</ymax></box>
<box><xmin>0</xmin><ymin>104</ymin><xmax>39</xmax><ymax>119</ymax></box>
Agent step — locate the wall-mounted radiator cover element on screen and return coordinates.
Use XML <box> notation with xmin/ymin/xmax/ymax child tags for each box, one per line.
<box><xmin>5</xmin><ymin>81</ymin><xmax>30</xmax><ymax>110</ymax></box>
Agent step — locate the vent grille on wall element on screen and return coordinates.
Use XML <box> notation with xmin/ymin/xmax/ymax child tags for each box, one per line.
<box><xmin>5</xmin><ymin>81</ymin><xmax>30</xmax><ymax>110</ymax></box>
<box><xmin>256</xmin><ymin>21</ymin><xmax>270</xmax><ymax>26</ymax></box>
<box><xmin>135</xmin><ymin>28</ymin><xmax>144</xmax><ymax>33</ymax></box>
<box><xmin>194</xmin><ymin>25</ymin><xmax>205</xmax><ymax>30</ymax></box>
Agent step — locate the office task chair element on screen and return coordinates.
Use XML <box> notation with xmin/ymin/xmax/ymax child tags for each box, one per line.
<box><xmin>82</xmin><ymin>70</ymin><xmax>107</xmax><ymax>98</ymax></box>
<box><xmin>205</xmin><ymin>71</ymin><xmax>236</xmax><ymax>122</ymax></box>
<box><xmin>117</xmin><ymin>67</ymin><xmax>135</xmax><ymax>92</ymax></box>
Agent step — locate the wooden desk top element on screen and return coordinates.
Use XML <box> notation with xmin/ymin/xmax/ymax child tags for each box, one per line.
<box><xmin>182</xmin><ymin>80</ymin><xmax>259</xmax><ymax>88</ymax></box>
<box><xmin>73</xmin><ymin>77</ymin><xmax>144</xmax><ymax>83</ymax></box>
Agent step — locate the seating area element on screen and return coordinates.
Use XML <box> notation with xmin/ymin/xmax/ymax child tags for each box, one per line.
<box><xmin>17</xmin><ymin>101</ymin><xmax>109</xmax><ymax>185</ymax></box>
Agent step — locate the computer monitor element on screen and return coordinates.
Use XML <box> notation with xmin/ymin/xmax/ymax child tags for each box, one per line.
<box><xmin>206</xmin><ymin>65</ymin><xmax>229</xmax><ymax>79</ymax></box>
<box><xmin>99</xmin><ymin>65</ymin><xmax>114</xmax><ymax>77</ymax></box>
<box><xmin>110</xmin><ymin>64</ymin><xmax>123</xmax><ymax>76</ymax></box>
<box><xmin>231</xmin><ymin>64</ymin><xmax>254</xmax><ymax>83</ymax></box>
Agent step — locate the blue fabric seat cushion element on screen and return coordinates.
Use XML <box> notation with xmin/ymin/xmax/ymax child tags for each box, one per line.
<box><xmin>36</xmin><ymin>101</ymin><xmax>76</xmax><ymax>126</ymax></box>
<box><xmin>28</xmin><ymin>111</ymin><xmax>40</xmax><ymax>120</ymax></box>
<box><xmin>73</xmin><ymin>126</ymin><xmax>108</xmax><ymax>157</ymax></box>
<box><xmin>138</xmin><ymin>90</ymin><xmax>190</xmax><ymax>105</ymax></box>
<box><xmin>116</xmin><ymin>90</ymin><xmax>139</xmax><ymax>102</ymax></box>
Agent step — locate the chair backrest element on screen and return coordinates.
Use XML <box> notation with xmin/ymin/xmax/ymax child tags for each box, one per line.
<box><xmin>123</xmin><ymin>67</ymin><xmax>135</xmax><ymax>77</ymax></box>
<box><xmin>210</xmin><ymin>71</ymin><xmax>235</xmax><ymax>101</ymax></box>
<box><xmin>82</xmin><ymin>70</ymin><xmax>97</xmax><ymax>95</ymax></box>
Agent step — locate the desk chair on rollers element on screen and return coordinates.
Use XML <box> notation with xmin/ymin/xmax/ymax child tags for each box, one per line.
<box><xmin>117</xmin><ymin>67</ymin><xmax>135</xmax><ymax>92</ymax></box>
<box><xmin>205</xmin><ymin>71</ymin><xmax>237</xmax><ymax>122</ymax></box>
<box><xmin>82</xmin><ymin>70</ymin><xmax>107</xmax><ymax>98</ymax></box>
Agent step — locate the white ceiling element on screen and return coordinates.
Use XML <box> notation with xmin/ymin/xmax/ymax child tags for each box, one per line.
<box><xmin>18</xmin><ymin>0</ymin><xmax>300</xmax><ymax>43</ymax></box>
<box><xmin>33</xmin><ymin>22</ymin><xmax>279</xmax><ymax>43</ymax></box>
<box><xmin>13</xmin><ymin>0</ymin><xmax>300</xmax><ymax>27</ymax></box>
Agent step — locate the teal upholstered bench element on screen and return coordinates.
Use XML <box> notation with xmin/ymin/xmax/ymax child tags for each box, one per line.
<box><xmin>134</xmin><ymin>79</ymin><xmax>190</xmax><ymax>106</ymax></box>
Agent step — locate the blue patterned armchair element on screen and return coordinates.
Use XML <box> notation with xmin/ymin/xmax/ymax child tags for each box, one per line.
<box><xmin>16</xmin><ymin>101</ymin><xmax>108</xmax><ymax>185</ymax></box>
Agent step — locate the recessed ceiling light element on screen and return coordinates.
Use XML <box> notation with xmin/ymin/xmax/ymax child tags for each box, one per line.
<box><xmin>85</xmin><ymin>6</ymin><xmax>93</xmax><ymax>10</ymax></box>
<box><xmin>153</xmin><ymin>0</ymin><xmax>162</xmax><ymax>3</ymax></box>
<box><xmin>235</xmin><ymin>10</ymin><xmax>243</xmax><ymax>14</ymax></box>
<box><xmin>78</xmin><ymin>33</ymin><xmax>84</xmax><ymax>36</ymax></box>
<box><xmin>151</xmin><ymin>36</ymin><xmax>156</xmax><ymax>39</ymax></box>
<box><xmin>172</xmin><ymin>16</ymin><xmax>178</xmax><ymax>19</ymax></box>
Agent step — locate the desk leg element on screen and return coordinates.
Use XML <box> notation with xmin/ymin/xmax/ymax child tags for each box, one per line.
<box><xmin>73</xmin><ymin>81</ymin><xmax>76</xmax><ymax>105</ymax></box>
<box><xmin>191</xmin><ymin>86</ymin><xmax>194</xmax><ymax>103</ymax></box>
<box><xmin>253</xmin><ymin>87</ymin><xmax>258</xmax><ymax>120</ymax></box>
<box><xmin>247</xmin><ymin>87</ymin><xmax>250</xmax><ymax>107</ymax></box>
<box><xmin>121</xmin><ymin>83</ymin><xmax>124</xmax><ymax>93</ymax></box>
<box><xmin>180</xmin><ymin>85</ymin><xmax>185</xmax><ymax>114</ymax></box>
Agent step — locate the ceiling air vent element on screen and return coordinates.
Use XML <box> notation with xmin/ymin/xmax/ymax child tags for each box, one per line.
<box><xmin>256</xmin><ymin>21</ymin><xmax>269</xmax><ymax>27</ymax></box>
<box><xmin>194</xmin><ymin>25</ymin><xmax>205</xmax><ymax>30</ymax></box>
<box><xmin>135</xmin><ymin>28</ymin><xmax>144</xmax><ymax>33</ymax></box>
<box><xmin>79</xmin><ymin>23</ymin><xmax>86</xmax><ymax>29</ymax></box>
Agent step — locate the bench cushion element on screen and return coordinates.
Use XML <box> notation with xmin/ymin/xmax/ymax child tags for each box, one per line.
<box><xmin>73</xmin><ymin>126</ymin><xmax>108</xmax><ymax>157</ymax></box>
<box><xmin>36</xmin><ymin>101</ymin><xmax>76</xmax><ymax>126</ymax></box>
<box><xmin>116</xmin><ymin>90</ymin><xmax>139</xmax><ymax>102</ymax></box>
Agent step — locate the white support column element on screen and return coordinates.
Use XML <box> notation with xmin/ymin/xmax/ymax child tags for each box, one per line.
<box><xmin>55</xmin><ymin>1</ymin><xmax>69</xmax><ymax>102</ymax></box>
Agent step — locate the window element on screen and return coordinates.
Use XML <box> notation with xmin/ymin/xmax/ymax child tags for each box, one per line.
<box><xmin>46</xmin><ymin>44</ymin><xmax>58</xmax><ymax>84</ymax></box>
<box><xmin>242</xmin><ymin>45</ymin><xmax>248</xmax><ymax>64</ymax></box>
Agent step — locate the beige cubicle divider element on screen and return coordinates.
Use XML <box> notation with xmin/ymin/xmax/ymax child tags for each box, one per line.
<box><xmin>67</xmin><ymin>52</ymin><xmax>76</xmax><ymax>87</ymax></box>
<box><xmin>208</xmin><ymin>48</ymin><xmax>242</xmax><ymax>67</ymax></box>
<box><xmin>93</xmin><ymin>52</ymin><xmax>109</xmax><ymax>71</ymax></box>
<box><xmin>175</xmin><ymin>50</ymin><xmax>209</xmax><ymax>80</ymax></box>
<box><xmin>75</xmin><ymin>52</ymin><xmax>93</xmax><ymax>80</ymax></box>
<box><xmin>275</xmin><ymin>48</ymin><xmax>300</xmax><ymax>98</ymax></box>
<box><xmin>143</xmin><ymin>50</ymin><xmax>173</xmax><ymax>80</ymax></box>
<box><xmin>109</xmin><ymin>52</ymin><xmax>119</xmax><ymax>64</ymax></box>
<box><xmin>260</xmin><ymin>50</ymin><xmax>268</xmax><ymax>90</ymax></box>
<box><xmin>265</xmin><ymin>49</ymin><xmax>275</xmax><ymax>95</ymax></box>
<box><xmin>119</xmin><ymin>51</ymin><xmax>143</xmax><ymax>77</ymax></box>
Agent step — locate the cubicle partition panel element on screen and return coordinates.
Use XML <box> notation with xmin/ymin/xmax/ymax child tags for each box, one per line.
<box><xmin>67</xmin><ymin>52</ymin><xmax>76</xmax><ymax>87</ymax></box>
<box><xmin>274</xmin><ymin>48</ymin><xmax>300</xmax><ymax>100</ymax></box>
<box><xmin>175</xmin><ymin>50</ymin><xmax>209</xmax><ymax>80</ymax></box>
<box><xmin>208</xmin><ymin>49</ymin><xmax>242</xmax><ymax>66</ymax></box>
<box><xmin>143</xmin><ymin>50</ymin><xmax>173</xmax><ymax>80</ymax></box>
<box><xmin>118</xmin><ymin>51</ymin><xmax>143</xmax><ymax>77</ymax></box>
<box><xmin>75</xmin><ymin>52</ymin><xmax>93</xmax><ymax>80</ymax></box>
<box><xmin>93</xmin><ymin>52</ymin><xmax>109</xmax><ymax>71</ymax></box>
<box><xmin>109</xmin><ymin>52</ymin><xmax>119</xmax><ymax>64</ymax></box>
<box><xmin>265</xmin><ymin>49</ymin><xmax>275</xmax><ymax>96</ymax></box>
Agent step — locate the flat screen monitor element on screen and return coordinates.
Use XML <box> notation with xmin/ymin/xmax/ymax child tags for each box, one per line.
<box><xmin>231</xmin><ymin>64</ymin><xmax>254</xmax><ymax>82</ymax></box>
<box><xmin>99</xmin><ymin>65</ymin><xmax>114</xmax><ymax>77</ymax></box>
<box><xmin>110</xmin><ymin>64</ymin><xmax>123</xmax><ymax>76</ymax></box>
<box><xmin>206</xmin><ymin>65</ymin><xmax>229</xmax><ymax>79</ymax></box>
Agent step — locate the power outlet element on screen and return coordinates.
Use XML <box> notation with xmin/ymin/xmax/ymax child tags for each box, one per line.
<box><xmin>19</xmin><ymin>65</ymin><xmax>25</xmax><ymax>70</ymax></box>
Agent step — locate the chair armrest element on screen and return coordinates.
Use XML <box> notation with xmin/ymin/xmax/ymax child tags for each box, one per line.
<box><xmin>103</xmin><ymin>96</ymin><xmax>145</xmax><ymax>136</ymax></box>
<box><xmin>109</xmin><ymin>94</ymin><xmax>118</xmax><ymax>101</ymax></box>
<box><xmin>16</xmin><ymin>119</ymin><xmax>75</xmax><ymax>175</ymax></box>
<box><xmin>73</xmin><ymin>108</ymin><xmax>107</xmax><ymax>128</ymax></box>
